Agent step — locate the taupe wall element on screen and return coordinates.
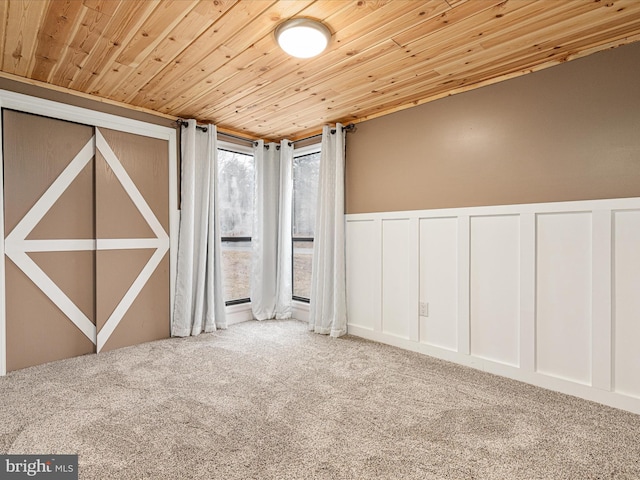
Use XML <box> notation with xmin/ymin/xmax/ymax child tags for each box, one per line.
<box><xmin>0</xmin><ymin>77</ymin><xmax>175</xmax><ymax>128</ymax></box>
<box><xmin>345</xmin><ymin>42</ymin><xmax>640</xmax><ymax>214</ymax></box>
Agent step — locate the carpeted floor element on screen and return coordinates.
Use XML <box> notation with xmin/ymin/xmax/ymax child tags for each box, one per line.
<box><xmin>1</xmin><ymin>319</ymin><xmax>639</xmax><ymax>479</ymax></box>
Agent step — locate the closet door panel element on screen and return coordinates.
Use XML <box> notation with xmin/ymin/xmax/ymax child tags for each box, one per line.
<box><xmin>29</xmin><ymin>251</ymin><xmax>96</xmax><ymax>321</ymax></box>
<box><xmin>5</xmin><ymin>260</ymin><xmax>95</xmax><ymax>371</ymax></box>
<box><xmin>3</xmin><ymin>110</ymin><xmax>96</xmax><ymax>371</ymax></box>
<box><xmin>94</xmin><ymin>128</ymin><xmax>170</xmax><ymax>352</ymax></box>
<box><xmin>97</xmin><ymin>249</ymin><xmax>169</xmax><ymax>352</ymax></box>
<box><xmin>27</xmin><ymin>161</ymin><xmax>95</xmax><ymax>240</ymax></box>
<box><xmin>95</xmin><ymin>128</ymin><xmax>170</xmax><ymax>236</ymax></box>
<box><xmin>2</xmin><ymin>111</ymin><xmax>94</xmax><ymax>235</ymax></box>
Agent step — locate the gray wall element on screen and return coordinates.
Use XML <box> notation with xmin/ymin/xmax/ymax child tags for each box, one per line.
<box><xmin>345</xmin><ymin>41</ymin><xmax>640</xmax><ymax>214</ymax></box>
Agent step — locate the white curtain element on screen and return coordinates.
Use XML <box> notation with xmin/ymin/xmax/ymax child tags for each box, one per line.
<box><xmin>275</xmin><ymin>140</ymin><xmax>294</xmax><ymax>319</ymax></box>
<box><xmin>172</xmin><ymin>120</ymin><xmax>226</xmax><ymax>336</ymax></box>
<box><xmin>309</xmin><ymin>124</ymin><xmax>347</xmax><ymax>337</ymax></box>
<box><xmin>250</xmin><ymin>140</ymin><xmax>293</xmax><ymax>320</ymax></box>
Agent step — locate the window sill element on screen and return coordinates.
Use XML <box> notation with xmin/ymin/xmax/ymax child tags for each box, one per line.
<box><xmin>292</xmin><ymin>300</ymin><xmax>310</xmax><ymax>322</ymax></box>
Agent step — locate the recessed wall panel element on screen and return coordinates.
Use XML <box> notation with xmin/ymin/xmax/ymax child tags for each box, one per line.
<box><xmin>419</xmin><ymin>217</ymin><xmax>457</xmax><ymax>350</ymax></box>
<box><xmin>613</xmin><ymin>210</ymin><xmax>640</xmax><ymax>398</ymax></box>
<box><xmin>346</xmin><ymin>220</ymin><xmax>378</xmax><ymax>330</ymax></box>
<box><xmin>470</xmin><ymin>215</ymin><xmax>520</xmax><ymax>366</ymax></box>
<box><xmin>382</xmin><ymin>219</ymin><xmax>411</xmax><ymax>339</ymax></box>
<box><xmin>536</xmin><ymin>212</ymin><xmax>592</xmax><ymax>385</ymax></box>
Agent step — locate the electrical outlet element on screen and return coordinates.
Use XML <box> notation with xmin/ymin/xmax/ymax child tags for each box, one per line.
<box><xmin>419</xmin><ymin>302</ymin><xmax>428</xmax><ymax>317</ymax></box>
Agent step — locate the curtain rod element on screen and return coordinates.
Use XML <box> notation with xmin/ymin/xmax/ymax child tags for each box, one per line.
<box><xmin>218</xmin><ymin>130</ymin><xmax>256</xmax><ymax>145</ymax></box>
<box><xmin>178</xmin><ymin>120</ymin><xmax>356</xmax><ymax>146</ymax></box>
<box><xmin>177</xmin><ymin>120</ymin><xmax>254</xmax><ymax>145</ymax></box>
<box><xmin>177</xmin><ymin>119</ymin><xmax>207</xmax><ymax>132</ymax></box>
<box><xmin>290</xmin><ymin>123</ymin><xmax>356</xmax><ymax>146</ymax></box>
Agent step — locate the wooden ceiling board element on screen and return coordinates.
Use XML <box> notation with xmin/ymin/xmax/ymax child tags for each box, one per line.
<box><xmin>55</xmin><ymin>1</ymin><xmax>152</xmax><ymax>89</ymax></box>
<box><xmin>391</xmin><ymin>0</ymin><xmax>509</xmax><ymax>47</ymax></box>
<box><xmin>126</xmin><ymin>0</ymin><xmax>278</xmax><ymax>109</ymax></box>
<box><xmin>114</xmin><ymin>1</ymin><xmax>200</xmax><ymax>68</ymax></box>
<box><xmin>52</xmin><ymin>1</ymin><xmax>138</xmax><ymax>88</ymax></box>
<box><xmin>155</xmin><ymin>0</ymin><xmax>343</xmax><ymax>116</ymax></box>
<box><xmin>208</xmin><ymin>1</ymin><xmax>456</xmax><ymax>130</ymax></box>
<box><xmin>1</xmin><ymin>0</ymin><xmax>639</xmax><ymax>140</ymax></box>
<box><xmin>30</xmin><ymin>0</ymin><xmax>85</xmax><ymax>82</ymax></box>
<box><xmin>216</xmin><ymin>1</ymin><xmax>514</xmax><ymax>134</ymax></box>
<box><xmin>268</xmin><ymin>0</ymin><xmax>640</xmax><ymax>138</ymax></box>
<box><xmin>2</xmin><ymin>0</ymin><xmax>48</xmax><ymax>76</ymax></box>
<box><xmin>104</xmin><ymin>0</ymin><xmax>239</xmax><ymax>101</ymax></box>
<box><xmin>138</xmin><ymin>0</ymin><xmax>358</xmax><ymax>114</ymax></box>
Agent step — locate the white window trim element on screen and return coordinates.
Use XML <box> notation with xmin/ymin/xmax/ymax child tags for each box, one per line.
<box><xmin>218</xmin><ymin>139</ymin><xmax>254</xmax><ymax>156</ymax></box>
<box><xmin>293</xmin><ymin>142</ymin><xmax>321</xmax><ymax>157</ymax></box>
<box><xmin>217</xmin><ymin>140</ymin><xmax>255</xmax><ymax>307</ymax></box>
<box><xmin>292</xmin><ymin>142</ymin><xmax>321</xmax><ymax>303</ymax></box>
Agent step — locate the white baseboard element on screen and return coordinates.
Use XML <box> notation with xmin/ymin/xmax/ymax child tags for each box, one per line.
<box><xmin>348</xmin><ymin>324</ymin><xmax>640</xmax><ymax>415</ymax></box>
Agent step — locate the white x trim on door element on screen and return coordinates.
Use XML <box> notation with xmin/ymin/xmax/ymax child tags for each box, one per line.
<box><xmin>4</xmin><ymin>128</ymin><xmax>169</xmax><ymax>352</ymax></box>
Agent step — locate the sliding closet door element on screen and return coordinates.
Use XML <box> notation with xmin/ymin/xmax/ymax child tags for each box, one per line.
<box><xmin>94</xmin><ymin>128</ymin><xmax>170</xmax><ymax>352</ymax></box>
<box><xmin>3</xmin><ymin>111</ymin><xmax>171</xmax><ymax>370</ymax></box>
<box><xmin>3</xmin><ymin>110</ymin><xmax>96</xmax><ymax>371</ymax></box>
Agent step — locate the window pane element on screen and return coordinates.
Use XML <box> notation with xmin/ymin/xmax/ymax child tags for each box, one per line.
<box><xmin>293</xmin><ymin>149</ymin><xmax>320</xmax><ymax>301</ymax></box>
<box><xmin>221</xmin><ymin>240</ymin><xmax>251</xmax><ymax>301</ymax></box>
<box><xmin>293</xmin><ymin>152</ymin><xmax>320</xmax><ymax>238</ymax></box>
<box><xmin>293</xmin><ymin>240</ymin><xmax>313</xmax><ymax>299</ymax></box>
<box><xmin>218</xmin><ymin>148</ymin><xmax>254</xmax><ymax>303</ymax></box>
<box><xmin>218</xmin><ymin>149</ymin><xmax>254</xmax><ymax>238</ymax></box>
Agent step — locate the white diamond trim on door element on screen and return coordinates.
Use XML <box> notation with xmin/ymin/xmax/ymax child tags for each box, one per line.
<box><xmin>94</xmin><ymin>128</ymin><xmax>169</xmax><ymax>352</ymax></box>
<box><xmin>4</xmin><ymin>137</ymin><xmax>97</xmax><ymax>342</ymax></box>
<box><xmin>4</xmin><ymin>129</ymin><xmax>169</xmax><ymax>352</ymax></box>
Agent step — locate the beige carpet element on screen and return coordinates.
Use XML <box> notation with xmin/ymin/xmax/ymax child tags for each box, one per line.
<box><xmin>1</xmin><ymin>319</ymin><xmax>639</xmax><ymax>479</ymax></box>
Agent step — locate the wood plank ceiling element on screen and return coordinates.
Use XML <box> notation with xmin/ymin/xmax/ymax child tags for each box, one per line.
<box><xmin>1</xmin><ymin>0</ymin><xmax>639</xmax><ymax>140</ymax></box>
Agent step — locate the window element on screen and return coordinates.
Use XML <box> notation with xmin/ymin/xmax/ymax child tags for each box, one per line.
<box><xmin>217</xmin><ymin>143</ymin><xmax>254</xmax><ymax>304</ymax></box>
<box><xmin>292</xmin><ymin>145</ymin><xmax>321</xmax><ymax>302</ymax></box>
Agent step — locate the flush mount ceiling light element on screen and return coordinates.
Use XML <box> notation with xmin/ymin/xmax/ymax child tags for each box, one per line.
<box><xmin>275</xmin><ymin>18</ymin><xmax>331</xmax><ymax>59</ymax></box>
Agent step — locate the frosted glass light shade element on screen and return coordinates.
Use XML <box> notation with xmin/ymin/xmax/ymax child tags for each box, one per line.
<box><xmin>275</xmin><ymin>18</ymin><xmax>331</xmax><ymax>59</ymax></box>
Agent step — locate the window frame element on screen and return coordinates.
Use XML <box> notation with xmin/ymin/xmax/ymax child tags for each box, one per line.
<box><xmin>291</xmin><ymin>143</ymin><xmax>321</xmax><ymax>303</ymax></box>
<box><xmin>217</xmin><ymin>140</ymin><xmax>255</xmax><ymax>306</ymax></box>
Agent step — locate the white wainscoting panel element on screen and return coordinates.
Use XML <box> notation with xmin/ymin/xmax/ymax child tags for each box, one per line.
<box><xmin>419</xmin><ymin>217</ymin><xmax>458</xmax><ymax>351</ymax></box>
<box><xmin>381</xmin><ymin>219</ymin><xmax>413</xmax><ymax>339</ymax></box>
<box><xmin>613</xmin><ymin>210</ymin><xmax>640</xmax><ymax>399</ymax></box>
<box><xmin>346</xmin><ymin>197</ymin><xmax>640</xmax><ymax>415</ymax></box>
<box><xmin>470</xmin><ymin>215</ymin><xmax>520</xmax><ymax>367</ymax></box>
<box><xmin>346</xmin><ymin>219</ymin><xmax>380</xmax><ymax>331</ymax></box>
<box><xmin>536</xmin><ymin>212</ymin><xmax>592</xmax><ymax>385</ymax></box>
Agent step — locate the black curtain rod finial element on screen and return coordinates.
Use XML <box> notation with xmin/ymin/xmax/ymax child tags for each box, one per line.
<box><xmin>261</xmin><ymin>144</ymin><xmax>282</xmax><ymax>150</ymax></box>
<box><xmin>177</xmin><ymin>119</ymin><xmax>208</xmax><ymax>132</ymax></box>
<box><xmin>330</xmin><ymin>122</ymin><xmax>356</xmax><ymax>135</ymax></box>
<box><xmin>289</xmin><ymin>122</ymin><xmax>356</xmax><ymax>146</ymax></box>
